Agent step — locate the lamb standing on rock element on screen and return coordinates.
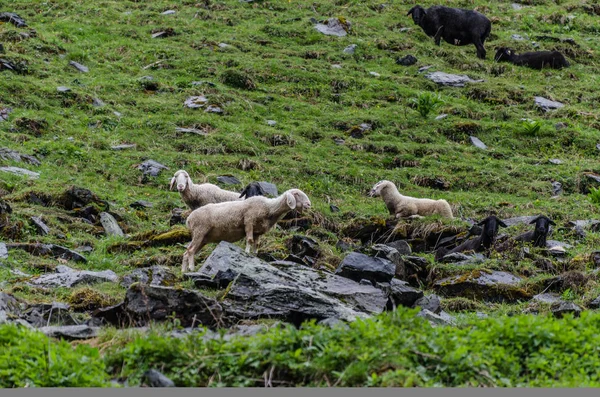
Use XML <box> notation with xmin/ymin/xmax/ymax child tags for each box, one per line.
<box><xmin>181</xmin><ymin>189</ymin><xmax>311</xmax><ymax>272</ymax></box>
<box><xmin>169</xmin><ymin>170</ymin><xmax>242</xmax><ymax>210</ymax></box>
<box><xmin>407</xmin><ymin>5</ymin><xmax>491</xmax><ymax>59</ymax></box>
<box><xmin>369</xmin><ymin>180</ymin><xmax>453</xmax><ymax>219</ymax></box>
<box><xmin>435</xmin><ymin>215</ymin><xmax>507</xmax><ymax>261</ymax></box>
<box><xmin>494</xmin><ymin>47</ymin><xmax>570</xmax><ymax>69</ymax></box>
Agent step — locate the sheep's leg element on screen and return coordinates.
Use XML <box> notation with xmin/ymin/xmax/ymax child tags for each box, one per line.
<box><xmin>252</xmin><ymin>234</ymin><xmax>260</xmax><ymax>254</ymax></box>
<box><xmin>473</xmin><ymin>37</ymin><xmax>486</xmax><ymax>59</ymax></box>
<box><xmin>244</xmin><ymin>223</ymin><xmax>254</xmax><ymax>254</ymax></box>
<box><xmin>182</xmin><ymin>236</ymin><xmax>206</xmax><ymax>272</ymax></box>
<box><xmin>433</xmin><ymin>25</ymin><xmax>444</xmax><ymax>45</ymax></box>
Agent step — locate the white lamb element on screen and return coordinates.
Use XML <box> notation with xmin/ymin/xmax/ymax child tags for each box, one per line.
<box><xmin>368</xmin><ymin>180</ymin><xmax>453</xmax><ymax>218</ymax></box>
<box><xmin>169</xmin><ymin>170</ymin><xmax>241</xmax><ymax>210</ymax></box>
<box><xmin>181</xmin><ymin>188</ymin><xmax>311</xmax><ymax>272</ymax></box>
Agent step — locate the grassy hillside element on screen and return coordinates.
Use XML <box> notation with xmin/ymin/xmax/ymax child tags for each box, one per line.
<box><xmin>2</xmin><ymin>0</ymin><xmax>600</xmax><ymax>387</ymax></box>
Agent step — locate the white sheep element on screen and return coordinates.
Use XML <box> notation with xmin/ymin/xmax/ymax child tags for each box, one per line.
<box><xmin>368</xmin><ymin>180</ymin><xmax>453</xmax><ymax>219</ymax></box>
<box><xmin>169</xmin><ymin>170</ymin><xmax>241</xmax><ymax>210</ymax></box>
<box><xmin>181</xmin><ymin>188</ymin><xmax>311</xmax><ymax>272</ymax></box>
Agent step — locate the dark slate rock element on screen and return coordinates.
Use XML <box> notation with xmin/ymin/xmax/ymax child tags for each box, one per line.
<box><xmin>588</xmin><ymin>296</ymin><xmax>600</xmax><ymax>309</ymax></box>
<box><xmin>0</xmin><ymin>292</ymin><xmax>22</xmax><ymax>319</ymax></box>
<box><xmin>439</xmin><ymin>252</ymin><xmax>486</xmax><ymax>265</ymax></box>
<box><xmin>336</xmin><ymin>252</ymin><xmax>395</xmax><ymax>284</ymax></box>
<box><xmin>385</xmin><ymin>240</ymin><xmax>412</xmax><ymax>255</ymax></box>
<box><xmin>343</xmin><ymin>44</ymin><xmax>357</xmax><ymax>54</ymax></box>
<box><xmin>532</xmin><ymin>293</ymin><xmax>561</xmax><ymax>304</ymax></box>
<box><xmin>40</xmin><ymin>325</ymin><xmax>99</xmax><ymax>340</ymax></box>
<box><xmin>169</xmin><ymin>208</ymin><xmax>186</xmax><ymax>226</ymax></box>
<box><xmin>197</xmin><ymin>242</ymin><xmax>387</xmax><ymax>324</ymax></box>
<box><xmin>417</xmin><ymin>309</ymin><xmax>456</xmax><ymax>326</ymax></box>
<box><xmin>330</xmin><ymin>204</ymin><xmax>340</xmax><ymax>213</ymax></box>
<box><xmin>371</xmin><ymin>244</ymin><xmax>405</xmax><ymax>279</ymax></box>
<box><xmin>551</xmin><ymin>301</ymin><xmax>582</xmax><ymax>318</ymax></box>
<box><xmin>501</xmin><ymin>215</ymin><xmax>538</xmax><ymax>227</ymax></box>
<box><xmin>185</xmin><ymin>269</ymin><xmax>236</xmax><ymax>289</ymax></box>
<box><xmin>0</xmin><ymin>166</ymin><xmax>39</xmax><ymax>179</ymax></box>
<box><xmin>93</xmin><ymin>284</ymin><xmax>226</xmax><ymax>328</ymax></box>
<box><xmin>121</xmin><ymin>266</ymin><xmax>177</xmax><ymax>288</ymax></box>
<box><xmin>535</xmin><ymin>96</ymin><xmax>564</xmax><ymax>112</ymax></box>
<box><xmin>434</xmin><ymin>270</ymin><xmax>529</xmax><ymax>303</ymax></box>
<box><xmin>551</xmin><ymin>181</ymin><xmax>562</xmax><ymax>196</ymax></box>
<box><xmin>511</xmin><ymin>34</ymin><xmax>525</xmax><ymax>41</ymax></box>
<box><xmin>138</xmin><ymin>160</ymin><xmax>168</xmax><ymax>177</ymax></box>
<box><xmin>130</xmin><ymin>200</ymin><xmax>153</xmax><ymax>209</ymax></box>
<box><xmin>69</xmin><ymin>61</ymin><xmax>89</xmax><ymax>73</ymax></box>
<box><xmin>266</xmin><ymin>120</ymin><xmax>277</xmax><ymax>126</ymax></box>
<box><xmin>412</xmin><ymin>294</ymin><xmax>441</xmax><ymax>314</ymax></box>
<box><xmin>205</xmin><ymin>105</ymin><xmax>223</xmax><ymax>114</ymax></box>
<box><xmin>378</xmin><ymin>279</ymin><xmax>423</xmax><ymax>310</ymax></box>
<box><xmin>0</xmin><ymin>147</ymin><xmax>40</xmax><ymax>165</ymax></box>
<box><xmin>360</xmin><ymin>279</ymin><xmax>373</xmax><ymax>286</ymax></box>
<box><xmin>0</xmin><ymin>242</ymin><xmax>7</xmax><ymax>259</ymax></box>
<box><xmin>184</xmin><ymin>95</ymin><xmax>208</xmax><ymax>108</ymax></box>
<box><xmin>111</xmin><ymin>144</ymin><xmax>136</xmax><ymax>150</ymax></box>
<box><xmin>23</xmin><ymin>302</ymin><xmax>77</xmax><ymax>328</ymax></box>
<box><xmin>470</xmin><ymin>136</ymin><xmax>487</xmax><ymax>150</ymax></box>
<box><xmin>258</xmin><ymin>181</ymin><xmax>278</xmax><ymax>197</ymax></box>
<box><xmin>315</xmin><ymin>18</ymin><xmax>349</xmax><ymax>37</ymax></box>
<box><xmin>318</xmin><ymin>317</ymin><xmax>349</xmax><ymax>330</ymax></box>
<box><xmin>30</xmin><ymin>265</ymin><xmax>117</xmax><ymax>288</ymax></box>
<box><xmin>0</xmin><ymin>107</ymin><xmax>11</xmax><ymax>121</ymax></box>
<box><xmin>0</xmin><ymin>12</ymin><xmax>27</xmax><ymax>27</ymax></box>
<box><xmin>92</xmin><ymin>98</ymin><xmax>105</xmax><ymax>107</ymax></box>
<box><xmin>7</xmin><ymin>243</ymin><xmax>87</xmax><ymax>263</ymax></box>
<box><xmin>175</xmin><ymin>127</ymin><xmax>208</xmax><ymax>136</ymax></box>
<box><xmin>396</xmin><ymin>55</ymin><xmax>417</xmax><ymax>66</ymax></box>
<box><xmin>30</xmin><ymin>216</ymin><xmax>50</xmax><ymax>236</ymax></box>
<box><xmin>425</xmin><ymin>72</ymin><xmax>483</xmax><ymax>87</ymax></box>
<box><xmin>99</xmin><ymin>212</ymin><xmax>124</xmax><ymax>237</ymax></box>
<box><xmin>216</xmin><ymin>175</ymin><xmax>241</xmax><ymax>185</ymax></box>
<box><xmin>289</xmin><ymin>235</ymin><xmax>319</xmax><ymax>259</ymax></box>
<box><xmin>57</xmin><ymin>86</ymin><xmax>71</xmax><ymax>93</ymax></box>
<box><xmin>144</xmin><ymin>369</ymin><xmax>175</xmax><ymax>388</ymax></box>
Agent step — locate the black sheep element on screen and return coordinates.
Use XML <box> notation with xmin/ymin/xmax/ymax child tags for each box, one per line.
<box><xmin>239</xmin><ymin>182</ymin><xmax>266</xmax><ymax>199</ymax></box>
<box><xmin>494</xmin><ymin>47</ymin><xmax>569</xmax><ymax>69</ymax></box>
<box><xmin>514</xmin><ymin>215</ymin><xmax>556</xmax><ymax>248</ymax></box>
<box><xmin>407</xmin><ymin>5</ymin><xmax>491</xmax><ymax>59</ymax></box>
<box><xmin>435</xmin><ymin>216</ymin><xmax>507</xmax><ymax>261</ymax></box>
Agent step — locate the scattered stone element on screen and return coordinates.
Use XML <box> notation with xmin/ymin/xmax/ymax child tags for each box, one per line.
<box><xmin>588</xmin><ymin>296</ymin><xmax>600</xmax><ymax>309</ymax></box>
<box><xmin>417</xmin><ymin>309</ymin><xmax>456</xmax><ymax>327</ymax></box>
<box><xmin>343</xmin><ymin>44</ymin><xmax>357</xmax><ymax>54</ymax></box>
<box><xmin>40</xmin><ymin>325</ymin><xmax>99</xmax><ymax>340</ymax></box>
<box><xmin>549</xmin><ymin>159</ymin><xmax>562</xmax><ymax>165</ymax></box>
<box><xmin>151</xmin><ymin>29</ymin><xmax>176</xmax><ymax>39</ymax></box>
<box><xmin>30</xmin><ymin>216</ymin><xmax>50</xmax><ymax>236</ymax></box>
<box><xmin>110</xmin><ymin>144</ymin><xmax>136</xmax><ymax>151</ymax></box>
<box><xmin>205</xmin><ymin>105</ymin><xmax>223</xmax><ymax>114</ymax></box>
<box><xmin>6</xmin><ymin>243</ymin><xmax>89</xmax><ymax>263</ymax></box>
<box><xmin>69</xmin><ymin>61</ymin><xmax>89</xmax><ymax>73</ymax></box>
<box><xmin>378</xmin><ymin>279</ymin><xmax>423</xmax><ymax>310</ymax></box>
<box><xmin>161</xmin><ymin>10</ymin><xmax>176</xmax><ymax>15</ymax></box>
<box><xmin>0</xmin><ymin>107</ymin><xmax>11</xmax><ymax>121</ymax></box>
<box><xmin>218</xmin><ymin>43</ymin><xmax>231</xmax><ymax>49</ymax></box>
<box><xmin>555</xmin><ymin>122</ymin><xmax>568</xmax><ymax>130</ymax></box>
<box><xmin>470</xmin><ymin>136</ymin><xmax>487</xmax><ymax>150</ymax></box>
<box><xmin>92</xmin><ymin>98</ymin><xmax>105</xmax><ymax>107</ymax></box>
<box><xmin>185</xmin><ymin>268</ymin><xmax>236</xmax><ymax>289</ymax></box>
<box><xmin>184</xmin><ymin>95</ymin><xmax>208</xmax><ymax>108</ymax></box>
<box><xmin>425</xmin><ymin>71</ymin><xmax>483</xmax><ymax>87</ymax></box>
<box><xmin>0</xmin><ymin>147</ymin><xmax>40</xmax><ymax>165</ymax></box>
<box><xmin>99</xmin><ymin>212</ymin><xmax>124</xmax><ymax>237</ymax></box>
<box><xmin>535</xmin><ymin>96</ymin><xmax>564</xmax><ymax>112</ymax></box>
<box><xmin>0</xmin><ymin>12</ymin><xmax>27</xmax><ymax>28</ymax></box>
<box><xmin>315</xmin><ymin>18</ymin><xmax>350</xmax><ymax>37</ymax></box>
<box><xmin>501</xmin><ymin>216</ymin><xmax>538</xmax><ymax>227</ymax></box>
<box><xmin>434</xmin><ymin>270</ymin><xmax>529</xmax><ymax>303</ymax></box>
<box><xmin>0</xmin><ymin>243</ymin><xmax>7</xmax><ymax>259</ymax></box>
<box><xmin>331</xmin><ymin>64</ymin><xmax>342</xmax><ymax>69</ymax></box>
<box><xmin>57</xmin><ymin>86</ymin><xmax>71</xmax><ymax>93</ymax></box>
<box><xmin>30</xmin><ymin>265</ymin><xmax>117</xmax><ymax>288</ymax></box>
<box><xmin>217</xmin><ymin>175</ymin><xmax>241</xmax><ymax>185</ymax></box>
<box><xmin>335</xmin><ymin>252</ymin><xmax>395</xmax><ymax>285</ymax></box>
<box><xmin>258</xmin><ymin>182</ymin><xmax>278</xmax><ymax>197</ymax></box>
<box><xmin>330</xmin><ymin>204</ymin><xmax>340</xmax><ymax>213</ymax></box>
<box><xmin>0</xmin><ymin>166</ymin><xmax>39</xmax><ymax>179</ymax></box>
<box><xmin>138</xmin><ymin>160</ymin><xmax>168</xmax><ymax>177</ymax></box>
<box><xmin>439</xmin><ymin>252</ymin><xmax>486</xmax><ymax>265</ymax></box>
<box><xmin>396</xmin><ymin>55</ymin><xmax>417</xmax><ymax>66</ymax></box>
<box><xmin>144</xmin><ymin>369</ymin><xmax>175</xmax><ymax>388</ymax></box>
<box><xmin>289</xmin><ymin>235</ymin><xmax>319</xmax><ymax>262</ymax></box>
<box><xmin>532</xmin><ymin>293</ymin><xmax>562</xmax><ymax>304</ymax></box>
<box><xmin>266</xmin><ymin>120</ymin><xmax>277</xmax><ymax>126</ymax></box>
<box><xmin>418</xmin><ymin>65</ymin><xmax>434</xmax><ymax>73</ymax></box>
<box><xmin>121</xmin><ymin>266</ymin><xmax>177</xmax><ymax>288</ymax></box>
<box><xmin>384</xmin><ymin>240</ymin><xmax>412</xmax><ymax>256</ymax></box>
<box><xmin>191</xmin><ymin>81</ymin><xmax>216</xmax><ymax>87</ymax></box>
<box><xmin>435</xmin><ymin>114</ymin><xmax>448</xmax><ymax>120</ymax></box>
<box><xmin>169</xmin><ymin>208</ymin><xmax>186</xmax><ymax>226</ymax></box>
<box><xmin>369</xmin><ymin>71</ymin><xmax>381</xmax><ymax>77</ymax></box>
<box><xmin>318</xmin><ymin>317</ymin><xmax>349</xmax><ymax>330</ymax></box>
<box><xmin>551</xmin><ymin>181</ymin><xmax>562</xmax><ymax>197</ymax></box>
<box><xmin>511</xmin><ymin>3</ymin><xmax>523</xmax><ymax>10</ymax></box>
<box><xmin>511</xmin><ymin>34</ymin><xmax>525</xmax><ymax>41</ymax></box>
<box><xmin>130</xmin><ymin>200</ymin><xmax>153</xmax><ymax>209</ymax></box>
<box><xmin>412</xmin><ymin>294</ymin><xmax>441</xmax><ymax>314</ymax></box>
<box><xmin>551</xmin><ymin>301</ymin><xmax>582</xmax><ymax>318</ymax></box>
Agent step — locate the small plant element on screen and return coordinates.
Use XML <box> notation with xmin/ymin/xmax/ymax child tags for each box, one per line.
<box><xmin>588</xmin><ymin>186</ymin><xmax>600</xmax><ymax>205</ymax></box>
<box><xmin>521</xmin><ymin>119</ymin><xmax>542</xmax><ymax>136</ymax></box>
<box><xmin>561</xmin><ymin>288</ymin><xmax>576</xmax><ymax>301</ymax></box>
<box><xmin>410</xmin><ymin>92</ymin><xmax>444</xmax><ymax>118</ymax></box>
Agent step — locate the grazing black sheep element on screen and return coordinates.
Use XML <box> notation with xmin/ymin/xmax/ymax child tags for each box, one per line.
<box><xmin>494</xmin><ymin>47</ymin><xmax>570</xmax><ymax>69</ymax></box>
<box><xmin>239</xmin><ymin>182</ymin><xmax>267</xmax><ymax>199</ymax></box>
<box><xmin>407</xmin><ymin>5</ymin><xmax>491</xmax><ymax>59</ymax></box>
<box><xmin>435</xmin><ymin>216</ymin><xmax>507</xmax><ymax>261</ymax></box>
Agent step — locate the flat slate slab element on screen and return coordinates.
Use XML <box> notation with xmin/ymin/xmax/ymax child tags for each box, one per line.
<box><xmin>425</xmin><ymin>72</ymin><xmax>483</xmax><ymax>87</ymax></box>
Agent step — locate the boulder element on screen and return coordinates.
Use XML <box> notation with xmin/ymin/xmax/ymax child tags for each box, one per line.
<box><xmin>434</xmin><ymin>270</ymin><xmax>530</xmax><ymax>303</ymax></box>
<box><xmin>121</xmin><ymin>266</ymin><xmax>177</xmax><ymax>288</ymax></box>
<box><xmin>40</xmin><ymin>325</ymin><xmax>99</xmax><ymax>340</ymax></box>
<box><xmin>30</xmin><ymin>265</ymin><xmax>117</xmax><ymax>288</ymax></box>
<box><xmin>7</xmin><ymin>243</ymin><xmax>87</xmax><ymax>263</ymax></box>
<box><xmin>425</xmin><ymin>71</ymin><xmax>483</xmax><ymax>87</ymax></box>
<box><xmin>412</xmin><ymin>294</ymin><xmax>441</xmax><ymax>314</ymax></box>
<box><xmin>335</xmin><ymin>252</ymin><xmax>395</xmax><ymax>284</ymax></box>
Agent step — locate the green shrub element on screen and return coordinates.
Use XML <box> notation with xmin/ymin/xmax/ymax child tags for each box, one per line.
<box><xmin>521</xmin><ymin>119</ymin><xmax>542</xmax><ymax>136</ymax></box>
<box><xmin>410</xmin><ymin>92</ymin><xmax>444</xmax><ymax>118</ymax></box>
<box><xmin>588</xmin><ymin>186</ymin><xmax>600</xmax><ymax>205</ymax></box>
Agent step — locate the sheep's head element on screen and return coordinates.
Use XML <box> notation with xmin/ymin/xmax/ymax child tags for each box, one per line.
<box><xmin>477</xmin><ymin>216</ymin><xmax>507</xmax><ymax>238</ymax></box>
<box><xmin>530</xmin><ymin>215</ymin><xmax>555</xmax><ymax>236</ymax></box>
<box><xmin>239</xmin><ymin>182</ymin><xmax>266</xmax><ymax>199</ymax></box>
<box><xmin>369</xmin><ymin>180</ymin><xmax>393</xmax><ymax>197</ymax></box>
<box><xmin>407</xmin><ymin>5</ymin><xmax>426</xmax><ymax>26</ymax></box>
<box><xmin>170</xmin><ymin>170</ymin><xmax>191</xmax><ymax>192</ymax></box>
<box><xmin>285</xmin><ymin>189</ymin><xmax>311</xmax><ymax>213</ymax></box>
<box><xmin>494</xmin><ymin>47</ymin><xmax>513</xmax><ymax>62</ymax></box>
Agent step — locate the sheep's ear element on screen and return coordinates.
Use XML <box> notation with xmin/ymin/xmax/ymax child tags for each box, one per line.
<box><xmin>529</xmin><ymin>216</ymin><xmax>540</xmax><ymax>225</ymax></box>
<box><xmin>169</xmin><ymin>177</ymin><xmax>176</xmax><ymax>191</ymax></box>
<box><xmin>498</xmin><ymin>220</ymin><xmax>508</xmax><ymax>228</ymax></box>
<box><xmin>285</xmin><ymin>192</ymin><xmax>297</xmax><ymax>210</ymax></box>
<box><xmin>239</xmin><ymin>186</ymin><xmax>248</xmax><ymax>199</ymax></box>
<box><xmin>549</xmin><ymin>219</ymin><xmax>556</xmax><ymax>226</ymax></box>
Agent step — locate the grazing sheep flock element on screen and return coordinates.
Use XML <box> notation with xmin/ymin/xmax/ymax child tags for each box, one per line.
<box><xmin>165</xmin><ymin>4</ymin><xmax>573</xmax><ymax>272</ymax></box>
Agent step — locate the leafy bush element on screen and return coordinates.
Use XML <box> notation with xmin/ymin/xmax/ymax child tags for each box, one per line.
<box><xmin>410</xmin><ymin>92</ymin><xmax>444</xmax><ymax>118</ymax></box>
<box><xmin>521</xmin><ymin>119</ymin><xmax>542</xmax><ymax>136</ymax></box>
<box><xmin>588</xmin><ymin>186</ymin><xmax>600</xmax><ymax>205</ymax></box>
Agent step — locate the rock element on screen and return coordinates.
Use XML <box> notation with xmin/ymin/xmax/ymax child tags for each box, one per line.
<box><xmin>330</xmin><ymin>205</ymin><xmax>340</xmax><ymax>213</ymax></box>
<box><xmin>470</xmin><ymin>136</ymin><xmax>487</xmax><ymax>150</ymax></box>
<box><xmin>111</xmin><ymin>144</ymin><xmax>136</xmax><ymax>150</ymax></box>
<box><xmin>185</xmin><ymin>269</ymin><xmax>236</xmax><ymax>289</ymax></box>
<box><xmin>69</xmin><ymin>61</ymin><xmax>89</xmax><ymax>73</ymax></box>
<box><xmin>385</xmin><ymin>240</ymin><xmax>412</xmax><ymax>255</ymax></box>
<box><xmin>0</xmin><ymin>166</ymin><xmax>39</xmax><ymax>179</ymax></box>
<box><xmin>318</xmin><ymin>317</ymin><xmax>349</xmax><ymax>330</ymax></box>
<box><xmin>588</xmin><ymin>296</ymin><xmax>600</xmax><ymax>309</ymax></box>
<box><xmin>402</xmin><ymin>255</ymin><xmax>429</xmax><ymax>285</ymax></box>
<box><xmin>378</xmin><ymin>279</ymin><xmax>423</xmax><ymax>310</ymax></box>
<box><xmin>425</xmin><ymin>71</ymin><xmax>483</xmax><ymax>87</ymax></box>
<box><xmin>23</xmin><ymin>302</ymin><xmax>77</xmax><ymax>328</ymax></box>
<box><xmin>30</xmin><ymin>216</ymin><xmax>50</xmax><ymax>236</ymax></box>
<box><xmin>568</xmin><ymin>220</ymin><xmax>600</xmax><ymax>231</ymax></box>
<box><xmin>511</xmin><ymin>34</ymin><xmax>525</xmax><ymax>41</ymax></box>
<box><xmin>40</xmin><ymin>325</ymin><xmax>99</xmax><ymax>340</ymax></box>
<box><xmin>417</xmin><ymin>309</ymin><xmax>456</xmax><ymax>327</ymax></box>
<box><xmin>205</xmin><ymin>105</ymin><xmax>223</xmax><ymax>114</ymax></box>
<box><xmin>0</xmin><ymin>147</ymin><xmax>40</xmax><ymax>165</ymax></box>
<box><xmin>585</xmin><ymin>173</ymin><xmax>600</xmax><ymax>184</ymax></box>
<box><xmin>551</xmin><ymin>181</ymin><xmax>562</xmax><ymax>196</ymax></box>
<box><xmin>439</xmin><ymin>252</ymin><xmax>486</xmax><ymax>265</ymax></box>
<box><xmin>30</xmin><ymin>265</ymin><xmax>117</xmax><ymax>288</ymax></box>
<box><xmin>435</xmin><ymin>114</ymin><xmax>448</xmax><ymax>120</ymax></box>
<box><xmin>93</xmin><ymin>284</ymin><xmax>226</xmax><ymax>328</ymax></box>
<box><xmin>343</xmin><ymin>44</ymin><xmax>357</xmax><ymax>54</ymax></box>
<box><xmin>412</xmin><ymin>294</ymin><xmax>441</xmax><ymax>314</ymax></box>
<box><xmin>161</xmin><ymin>10</ymin><xmax>176</xmax><ymax>15</ymax></box>
<box><xmin>130</xmin><ymin>200</ymin><xmax>153</xmax><ymax>210</ymax></box>
<box><xmin>0</xmin><ymin>12</ymin><xmax>27</xmax><ymax>27</ymax></box>
<box><xmin>121</xmin><ymin>266</ymin><xmax>177</xmax><ymax>288</ymax></box>
<box><xmin>144</xmin><ymin>369</ymin><xmax>175</xmax><ymax>387</ymax></box>
<box><xmin>335</xmin><ymin>252</ymin><xmax>395</xmax><ymax>285</ymax></box>
<box><xmin>511</xmin><ymin>3</ymin><xmax>523</xmax><ymax>10</ymax></box>
<box><xmin>0</xmin><ymin>107</ymin><xmax>11</xmax><ymax>121</ymax></box>
<box><xmin>549</xmin><ymin>159</ymin><xmax>562</xmax><ymax>165</ymax></box>
<box><xmin>184</xmin><ymin>95</ymin><xmax>208</xmax><ymax>108</ymax></box>
<box><xmin>434</xmin><ymin>270</ymin><xmax>529</xmax><ymax>303</ymax></box>
<box><xmin>546</xmin><ymin>240</ymin><xmax>572</xmax><ymax>249</ymax></box>
<box><xmin>331</xmin><ymin>64</ymin><xmax>342</xmax><ymax>69</ymax></box>
<box><xmin>57</xmin><ymin>86</ymin><xmax>71</xmax><ymax>93</ymax></box>
<box><xmin>196</xmin><ymin>242</ymin><xmax>387</xmax><ymax>325</ymax></box>
<box><xmin>369</xmin><ymin>71</ymin><xmax>380</xmax><ymax>77</ymax></box>
<box><xmin>99</xmin><ymin>212</ymin><xmax>124</xmax><ymax>237</ymax></box>
<box><xmin>169</xmin><ymin>208</ymin><xmax>186</xmax><ymax>226</ymax></box>
<box><xmin>360</xmin><ymin>279</ymin><xmax>373</xmax><ymax>286</ymax></box>
<box><xmin>289</xmin><ymin>235</ymin><xmax>319</xmax><ymax>260</ymax></box>
<box><xmin>217</xmin><ymin>175</ymin><xmax>241</xmax><ymax>185</ymax></box>
<box><xmin>555</xmin><ymin>122</ymin><xmax>568</xmax><ymax>130</ymax></box>
<box><xmin>138</xmin><ymin>160</ymin><xmax>168</xmax><ymax>177</ymax></box>
<box><xmin>6</xmin><ymin>243</ymin><xmax>87</xmax><ymax>263</ymax></box>
<box><xmin>396</xmin><ymin>55</ymin><xmax>417</xmax><ymax>66</ymax></box>
<box><xmin>266</xmin><ymin>120</ymin><xmax>277</xmax><ymax>126</ymax></box>
<box><xmin>501</xmin><ymin>216</ymin><xmax>538</xmax><ymax>227</ymax></box>
<box><xmin>175</xmin><ymin>127</ymin><xmax>208</xmax><ymax>136</ymax></box>
<box><xmin>92</xmin><ymin>98</ymin><xmax>105</xmax><ymax>107</ymax></box>
<box><xmin>315</xmin><ymin>18</ymin><xmax>350</xmax><ymax>37</ymax></box>
<box><xmin>258</xmin><ymin>182</ymin><xmax>278</xmax><ymax>197</ymax></box>
<box><xmin>0</xmin><ymin>292</ymin><xmax>22</xmax><ymax>320</ymax></box>
<box><xmin>535</xmin><ymin>96</ymin><xmax>564</xmax><ymax>112</ymax></box>
<box><xmin>551</xmin><ymin>301</ymin><xmax>582</xmax><ymax>318</ymax></box>
<box><xmin>371</xmin><ymin>244</ymin><xmax>405</xmax><ymax>279</ymax></box>
<box><xmin>532</xmin><ymin>293</ymin><xmax>562</xmax><ymax>304</ymax></box>
<box><xmin>0</xmin><ymin>242</ymin><xmax>7</xmax><ymax>259</ymax></box>
<box><xmin>151</xmin><ymin>29</ymin><xmax>176</xmax><ymax>38</ymax></box>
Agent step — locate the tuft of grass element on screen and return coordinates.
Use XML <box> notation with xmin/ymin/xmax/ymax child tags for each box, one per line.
<box><xmin>410</xmin><ymin>92</ymin><xmax>444</xmax><ymax>118</ymax></box>
<box><xmin>588</xmin><ymin>186</ymin><xmax>600</xmax><ymax>205</ymax></box>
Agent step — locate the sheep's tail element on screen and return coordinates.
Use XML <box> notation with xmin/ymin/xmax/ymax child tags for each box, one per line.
<box><xmin>437</xmin><ymin>200</ymin><xmax>454</xmax><ymax>218</ymax></box>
